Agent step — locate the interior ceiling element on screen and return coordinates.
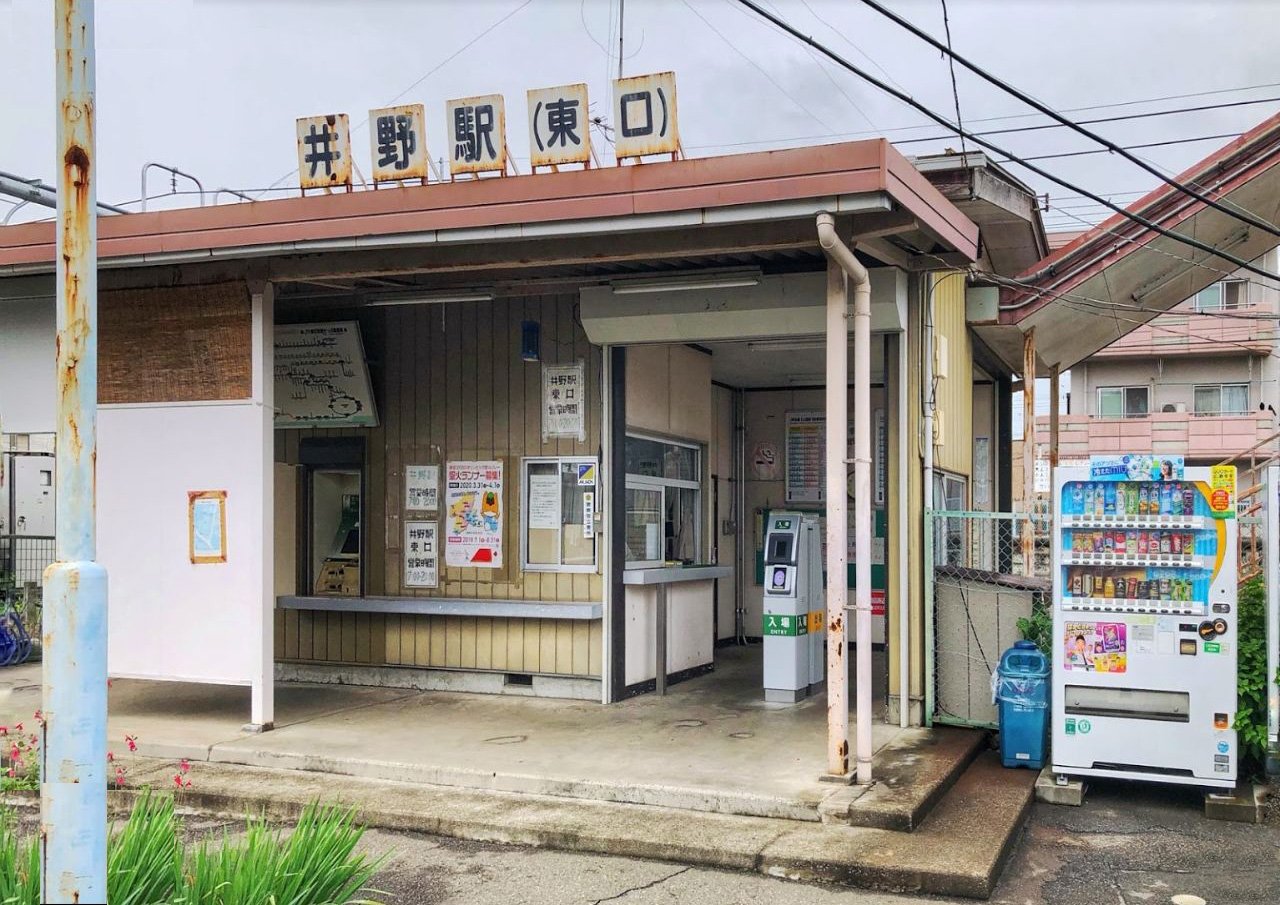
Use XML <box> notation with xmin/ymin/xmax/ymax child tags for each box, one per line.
<box><xmin>705</xmin><ymin>334</ymin><xmax>888</xmax><ymax>390</ymax></box>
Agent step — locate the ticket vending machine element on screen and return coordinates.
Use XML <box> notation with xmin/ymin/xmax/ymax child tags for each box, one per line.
<box><xmin>1052</xmin><ymin>456</ymin><xmax>1239</xmax><ymax>788</ymax></box>
<box><xmin>763</xmin><ymin>512</ymin><xmax>824</xmax><ymax>703</ymax></box>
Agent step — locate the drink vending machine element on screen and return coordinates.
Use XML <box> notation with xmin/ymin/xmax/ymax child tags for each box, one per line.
<box><xmin>1052</xmin><ymin>455</ymin><xmax>1239</xmax><ymax>788</ymax></box>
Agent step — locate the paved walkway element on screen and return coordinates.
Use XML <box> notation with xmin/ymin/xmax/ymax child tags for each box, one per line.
<box><xmin>0</xmin><ymin>647</ymin><xmax>906</xmax><ymax>820</ymax></box>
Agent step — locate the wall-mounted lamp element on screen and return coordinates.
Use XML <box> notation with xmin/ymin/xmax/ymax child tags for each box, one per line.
<box><xmin>521</xmin><ymin>320</ymin><xmax>541</xmax><ymax>362</ymax></box>
<box><xmin>610</xmin><ymin>267</ymin><xmax>761</xmax><ymax>295</ymax></box>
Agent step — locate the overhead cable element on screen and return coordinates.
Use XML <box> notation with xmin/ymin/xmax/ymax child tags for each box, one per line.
<box><xmin>731</xmin><ymin>0</ymin><xmax>1280</xmax><ymax>282</ymax></box>
<box><xmin>854</xmin><ymin>0</ymin><xmax>1280</xmax><ymax>238</ymax></box>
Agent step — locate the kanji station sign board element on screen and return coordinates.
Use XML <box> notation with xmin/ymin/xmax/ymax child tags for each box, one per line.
<box><xmin>446</xmin><ymin>94</ymin><xmax>508</xmax><ymax>176</ymax></box>
<box><xmin>295</xmin><ymin>114</ymin><xmax>352</xmax><ymax>190</ymax></box>
<box><xmin>369</xmin><ymin>104</ymin><xmax>429</xmax><ymax>183</ymax></box>
<box><xmin>527</xmin><ymin>83</ymin><xmax>591</xmax><ymax>168</ymax></box>
<box><xmin>613</xmin><ymin>71</ymin><xmax>678</xmax><ymax>159</ymax></box>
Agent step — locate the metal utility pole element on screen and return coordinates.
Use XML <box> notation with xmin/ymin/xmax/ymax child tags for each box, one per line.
<box><xmin>43</xmin><ymin>1</ymin><xmax>108</xmax><ymax>901</ymax></box>
<box><xmin>617</xmin><ymin>0</ymin><xmax>625</xmax><ymax>79</ymax></box>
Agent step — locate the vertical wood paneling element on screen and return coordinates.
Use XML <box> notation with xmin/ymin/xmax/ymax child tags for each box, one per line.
<box><xmin>279</xmin><ymin>295</ymin><xmax>604</xmax><ymax>676</ymax></box>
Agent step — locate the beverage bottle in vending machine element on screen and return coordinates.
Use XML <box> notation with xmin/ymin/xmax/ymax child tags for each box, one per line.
<box><xmin>1115</xmin><ymin>483</ymin><xmax>1127</xmax><ymax>514</ymax></box>
<box><xmin>1072</xmin><ymin>482</ymin><xmax>1084</xmax><ymax>513</ymax></box>
<box><xmin>1137</xmin><ymin>485</ymin><xmax>1149</xmax><ymax>514</ymax></box>
<box><xmin>1160</xmin><ymin>484</ymin><xmax>1173</xmax><ymax>515</ymax></box>
<box><xmin>1183</xmin><ymin>486</ymin><xmax>1196</xmax><ymax>515</ymax></box>
<box><xmin>1170</xmin><ymin>484</ymin><xmax>1184</xmax><ymax>516</ymax></box>
<box><xmin>1095</xmin><ymin>484</ymin><xmax>1106</xmax><ymax>516</ymax></box>
<box><xmin>1104</xmin><ymin>483</ymin><xmax>1116</xmax><ymax>514</ymax></box>
<box><xmin>1083</xmin><ymin>483</ymin><xmax>1095</xmax><ymax>514</ymax></box>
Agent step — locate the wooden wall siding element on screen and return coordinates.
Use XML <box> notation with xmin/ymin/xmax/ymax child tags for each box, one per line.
<box><xmin>931</xmin><ymin>273</ymin><xmax>974</xmax><ymax>482</ymax></box>
<box><xmin>100</xmin><ymin>282</ymin><xmax>251</xmax><ymax>403</ymax></box>
<box><xmin>275</xmin><ymin>294</ymin><xmax>605</xmax><ymax>677</ymax></box>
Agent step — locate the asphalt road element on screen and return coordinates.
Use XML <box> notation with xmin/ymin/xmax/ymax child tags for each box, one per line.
<box><xmin>364</xmin><ymin>780</ymin><xmax>1280</xmax><ymax>905</ymax></box>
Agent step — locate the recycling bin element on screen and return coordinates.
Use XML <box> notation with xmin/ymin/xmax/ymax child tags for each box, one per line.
<box><xmin>996</xmin><ymin>640</ymin><xmax>1050</xmax><ymax>769</ymax></box>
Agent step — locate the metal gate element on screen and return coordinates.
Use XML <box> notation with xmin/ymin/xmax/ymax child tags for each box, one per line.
<box><xmin>926</xmin><ymin>509</ymin><xmax>1051</xmax><ymax>729</ymax></box>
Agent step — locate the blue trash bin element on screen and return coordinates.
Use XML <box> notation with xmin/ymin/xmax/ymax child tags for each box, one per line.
<box><xmin>996</xmin><ymin>640</ymin><xmax>1050</xmax><ymax>769</ymax></box>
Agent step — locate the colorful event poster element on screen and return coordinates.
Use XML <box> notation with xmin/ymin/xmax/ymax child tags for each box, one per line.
<box><xmin>1063</xmin><ymin>621</ymin><xmax>1128</xmax><ymax>673</ymax></box>
<box><xmin>445</xmin><ymin>461</ymin><xmax>503</xmax><ymax>568</ymax></box>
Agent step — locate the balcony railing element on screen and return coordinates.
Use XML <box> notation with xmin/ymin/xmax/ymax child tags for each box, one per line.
<box><xmin>1034</xmin><ymin>412</ymin><xmax>1278</xmax><ymax>460</ymax></box>
<box><xmin>1092</xmin><ymin>304</ymin><xmax>1277</xmax><ymax>358</ymax></box>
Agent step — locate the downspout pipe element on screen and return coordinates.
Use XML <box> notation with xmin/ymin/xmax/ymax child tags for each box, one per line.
<box><xmin>817</xmin><ymin>212</ymin><xmax>874</xmax><ymax>785</ymax></box>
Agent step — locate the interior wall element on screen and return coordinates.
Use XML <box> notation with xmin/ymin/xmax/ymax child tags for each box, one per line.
<box><xmin>275</xmin><ymin>294</ymin><xmax>604</xmax><ymax>679</ymax></box>
<box><xmin>623</xmin><ymin>343</ymin><xmax>714</xmax><ymax>686</ymax></box>
<box><xmin>712</xmin><ymin>384</ymin><xmax>738</xmax><ymax>641</ymax></box>
<box><xmin>740</xmin><ymin>383</ymin><xmax>888</xmax><ymax>643</ymax></box>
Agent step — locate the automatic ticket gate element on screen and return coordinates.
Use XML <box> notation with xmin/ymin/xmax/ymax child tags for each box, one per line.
<box><xmin>763</xmin><ymin>512</ymin><xmax>825</xmax><ymax>703</ymax></box>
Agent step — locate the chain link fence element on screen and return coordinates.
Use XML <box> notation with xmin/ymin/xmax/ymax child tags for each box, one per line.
<box><xmin>926</xmin><ymin>509</ymin><xmax>1052</xmax><ymax>729</ymax></box>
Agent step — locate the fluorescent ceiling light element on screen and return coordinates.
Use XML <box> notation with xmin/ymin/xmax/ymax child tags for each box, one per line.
<box><xmin>747</xmin><ymin>338</ymin><xmax>826</xmax><ymax>353</ymax></box>
<box><xmin>610</xmin><ymin>268</ymin><xmax>761</xmax><ymax>295</ymax></box>
<box><xmin>364</xmin><ymin>290</ymin><xmax>493</xmax><ymax>307</ymax></box>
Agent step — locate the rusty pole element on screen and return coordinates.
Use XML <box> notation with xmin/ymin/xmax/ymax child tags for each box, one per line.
<box><xmin>43</xmin><ymin>1</ymin><xmax>108</xmax><ymax>901</ymax></box>
<box><xmin>1021</xmin><ymin>329</ymin><xmax>1036</xmax><ymax>577</ymax></box>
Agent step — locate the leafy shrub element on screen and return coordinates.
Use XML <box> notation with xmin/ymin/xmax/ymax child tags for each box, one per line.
<box><xmin>1234</xmin><ymin>575</ymin><xmax>1270</xmax><ymax>780</ymax></box>
<box><xmin>1016</xmin><ymin>595</ymin><xmax>1054</xmax><ymax>657</ymax></box>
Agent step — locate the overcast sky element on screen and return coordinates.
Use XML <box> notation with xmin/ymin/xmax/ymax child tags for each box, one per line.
<box><xmin>1</xmin><ymin>0</ymin><xmax>1277</xmax><ymax>227</ymax></box>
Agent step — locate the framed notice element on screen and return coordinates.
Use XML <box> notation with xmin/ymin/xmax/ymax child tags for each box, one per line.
<box><xmin>404</xmin><ymin>521</ymin><xmax>439</xmax><ymax>588</ymax></box>
<box><xmin>188</xmin><ymin>490</ymin><xmax>227</xmax><ymax>564</ymax></box>
<box><xmin>274</xmin><ymin>322</ymin><xmax>378</xmax><ymax>429</ymax></box>
<box><xmin>404</xmin><ymin>465</ymin><xmax>439</xmax><ymax>511</ymax></box>
<box><xmin>785</xmin><ymin>411</ymin><xmax>825</xmax><ymax>503</ymax></box>
<box><xmin>445</xmin><ymin>460</ymin><xmax>504</xmax><ymax>568</ymax></box>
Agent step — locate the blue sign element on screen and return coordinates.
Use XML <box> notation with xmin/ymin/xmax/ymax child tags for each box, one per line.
<box><xmin>1089</xmin><ymin>454</ymin><xmax>1184</xmax><ymax>482</ymax></box>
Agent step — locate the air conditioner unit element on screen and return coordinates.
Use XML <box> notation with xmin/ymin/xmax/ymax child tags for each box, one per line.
<box><xmin>1161</xmin><ymin>403</ymin><xmax>1187</xmax><ymax>413</ymax></box>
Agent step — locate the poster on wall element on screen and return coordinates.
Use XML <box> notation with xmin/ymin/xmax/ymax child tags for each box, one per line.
<box><xmin>542</xmin><ymin>361</ymin><xmax>586</xmax><ymax>441</ymax></box>
<box><xmin>274</xmin><ymin>322</ymin><xmax>378</xmax><ymax>429</ymax></box>
<box><xmin>188</xmin><ymin>490</ymin><xmax>227</xmax><ymax>564</ymax></box>
<box><xmin>445</xmin><ymin>460</ymin><xmax>504</xmax><ymax>568</ymax></box>
<box><xmin>751</xmin><ymin>440</ymin><xmax>780</xmax><ymax>480</ymax></box>
<box><xmin>527</xmin><ymin>472</ymin><xmax>561</xmax><ymax>530</ymax></box>
<box><xmin>404</xmin><ymin>465</ymin><xmax>439</xmax><ymax>511</ymax></box>
<box><xmin>404</xmin><ymin>521</ymin><xmax>439</xmax><ymax>588</ymax></box>
<box><xmin>785</xmin><ymin>411</ymin><xmax>825</xmax><ymax>503</ymax></box>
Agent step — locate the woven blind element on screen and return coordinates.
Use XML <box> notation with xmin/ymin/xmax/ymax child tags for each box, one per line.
<box><xmin>100</xmin><ymin>282</ymin><xmax>252</xmax><ymax>403</ymax></box>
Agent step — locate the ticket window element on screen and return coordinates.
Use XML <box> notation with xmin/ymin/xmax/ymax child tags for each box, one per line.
<box><xmin>310</xmin><ymin>468</ymin><xmax>362</xmax><ymax>596</ymax></box>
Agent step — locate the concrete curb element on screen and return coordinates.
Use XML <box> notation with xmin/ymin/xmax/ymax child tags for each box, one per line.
<box><xmin>40</xmin><ymin>750</ymin><xmax>1033</xmax><ymax>900</ymax></box>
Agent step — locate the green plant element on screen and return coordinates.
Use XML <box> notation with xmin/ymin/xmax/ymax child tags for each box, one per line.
<box><xmin>0</xmin><ymin>796</ymin><xmax>383</xmax><ymax>905</ymax></box>
<box><xmin>1017</xmin><ymin>598</ymin><xmax>1054</xmax><ymax>657</ymax></box>
<box><xmin>1234</xmin><ymin>575</ymin><xmax>1270</xmax><ymax>780</ymax></box>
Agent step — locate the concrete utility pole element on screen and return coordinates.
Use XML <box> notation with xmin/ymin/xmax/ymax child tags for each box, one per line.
<box><xmin>42</xmin><ymin>1</ymin><xmax>108</xmax><ymax>901</ymax></box>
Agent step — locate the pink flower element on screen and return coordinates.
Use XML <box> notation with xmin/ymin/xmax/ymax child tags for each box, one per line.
<box><xmin>125</xmin><ymin>735</ymin><xmax>137</xmax><ymax>752</ymax></box>
<box><xmin>107</xmin><ymin>751</ymin><xmax>114</xmax><ymax>763</ymax></box>
<box><xmin>179</xmin><ymin>759</ymin><xmax>190</xmax><ymax>774</ymax></box>
<box><xmin>0</xmin><ymin>726</ymin><xmax>8</xmax><ymax>736</ymax></box>
<box><xmin>14</xmin><ymin>723</ymin><xmax>23</xmax><ymax>732</ymax></box>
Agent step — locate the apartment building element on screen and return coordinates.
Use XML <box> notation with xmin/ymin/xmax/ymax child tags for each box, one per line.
<box><xmin>1032</xmin><ymin>244</ymin><xmax>1279</xmax><ymax>481</ymax></box>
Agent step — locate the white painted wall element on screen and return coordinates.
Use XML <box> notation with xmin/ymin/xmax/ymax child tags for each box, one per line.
<box><xmin>0</xmin><ymin>297</ymin><xmax>55</xmax><ymax>433</ymax></box>
<box><xmin>624</xmin><ymin>582</ymin><xmax>715</xmax><ymax>685</ymax></box>
<box><xmin>101</xmin><ymin>402</ymin><xmax>264</xmax><ymax>685</ymax></box>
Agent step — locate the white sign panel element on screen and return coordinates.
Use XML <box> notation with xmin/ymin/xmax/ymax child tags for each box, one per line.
<box><xmin>786</xmin><ymin>411</ymin><xmax>825</xmax><ymax>503</ymax></box>
<box><xmin>528</xmin><ymin>473</ymin><xmax>561</xmax><ymax>530</ymax></box>
<box><xmin>445</xmin><ymin>460</ymin><xmax>503</xmax><ymax>568</ymax></box>
<box><xmin>542</xmin><ymin>361</ymin><xmax>586</xmax><ymax>441</ymax></box>
<box><xmin>274</xmin><ymin>322</ymin><xmax>378</xmax><ymax>429</ymax></box>
<box><xmin>404</xmin><ymin>465</ymin><xmax>439</xmax><ymax>511</ymax></box>
<box><xmin>295</xmin><ymin>114</ymin><xmax>352</xmax><ymax>190</ymax></box>
<box><xmin>613</xmin><ymin>71</ymin><xmax>679</xmax><ymax>159</ymax></box>
<box><xmin>369</xmin><ymin>104</ymin><xmax>429</xmax><ymax>183</ymax></box>
<box><xmin>1034</xmin><ymin>457</ymin><xmax>1051</xmax><ymax>494</ymax></box>
<box><xmin>582</xmin><ymin>490</ymin><xmax>595</xmax><ymax>538</ymax></box>
<box><xmin>404</xmin><ymin>520</ymin><xmax>439</xmax><ymax>588</ymax></box>
<box><xmin>874</xmin><ymin>409</ymin><xmax>887</xmax><ymax>506</ymax></box>
<box><xmin>528</xmin><ymin>83</ymin><xmax>591</xmax><ymax>167</ymax></box>
<box><xmin>446</xmin><ymin>94</ymin><xmax>507</xmax><ymax>176</ymax></box>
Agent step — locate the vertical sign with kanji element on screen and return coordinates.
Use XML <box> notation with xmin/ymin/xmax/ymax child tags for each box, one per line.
<box><xmin>612</xmin><ymin>72</ymin><xmax>678</xmax><ymax>160</ymax></box>
<box><xmin>295</xmin><ymin>114</ymin><xmax>352</xmax><ymax>190</ymax></box>
<box><xmin>369</xmin><ymin>104</ymin><xmax>429</xmax><ymax>183</ymax></box>
<box><xmin>446</xmin><ymin>94</ymin><xmax>507</xmax><ymax>176</ymax></box>
<box><xmin>528</xmin><ymin>83</ymin><xmax>591</xmax><ymax>168</ymax></box>
<box><xmin>404</xmin><ymin>521</ymin><xmax>439</xmax><ymax>588</ymax></box>
<box><xmin>542</xmin><ymin>361</ymin><xmax>586</xmax><ymax>442</ymax></box>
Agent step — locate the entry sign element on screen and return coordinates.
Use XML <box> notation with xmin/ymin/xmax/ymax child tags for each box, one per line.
<box><xmin>528</xmin><ymin>83</ymin><xmax>591</xmax><ymax>167</ymax></box>
<box><xmin>369</xmin><ymin>104</ymin><xmax>429</xmax><ymax>183</ymax></box>
<box><xmin>446</xmin><ymin>94</ymin><xmax>507</xmax><ymax>176</ymax></box>
<box><xmin>296</xmin><ymin>114</ymin><xmax>353</xmax><ymax>190</ymax></box>
<box><xmin>612</xmin><ymin>71</ymin><xmax>678</xmax><ymax>159</ymax></box>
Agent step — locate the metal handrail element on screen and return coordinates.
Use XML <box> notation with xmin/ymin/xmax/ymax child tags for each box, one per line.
<box><xmin>140</xmin><ymin>162</ymin><xmax>205</xmax><ymax>212</ymax></box>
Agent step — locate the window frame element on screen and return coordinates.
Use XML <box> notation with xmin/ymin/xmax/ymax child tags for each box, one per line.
<box><xmin>931</xmin><ymin>470</ymin><xmax>969</xmax><ymax>568</ymax></box>
<box><xmin>1192</xmin><ymin>383</ymin><xmax>1250</xmax><ymax>416</ymax></box>
<box><xmin>519</xmin><ymin>455</ymin><xmax>600</xmax><ymax>574</ymax></box>
<box><xmin>1097</xmin><ymin>385</ymin><xmax>1149</xmax><ymax>419</ymax></box>
<box><xmin>1196</xmin><ymin>279</ymin><xmax>1248</xmax><ymax>312</ymax></box>
<box><xmin>623</xmin><ymin>433</ymin><xmax>703</xmax><ymax>569</ymax></box>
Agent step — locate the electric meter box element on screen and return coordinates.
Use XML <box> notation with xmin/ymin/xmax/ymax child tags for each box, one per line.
<box><xmin>762</xmin><ymin>512</ymin><xmax>824</xmax><ymax>703</ymax></box>
<box><xmin>1051</xmin><ymin>456</ymin><xmax>1239</xmax><ymax>788</ymax></box>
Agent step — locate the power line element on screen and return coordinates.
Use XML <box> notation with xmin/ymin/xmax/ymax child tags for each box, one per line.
<box><xmin>938</xmin><ymin>0</ymin><xmax>968</xmax><ymax>163</ymax></box>
<box><xmin>998</xmin><ymin>132</ymin><xmax>1243</xmax><ymax>164</ymax></box>
<box><xmin>854</xmin><ymin>0</ymin><xmax>1280</xmax><ymax>239</ymax></box>
<box><xmin>256</xmin><ymin>0</ymin><xmax>533</xmax><ymax>199</ymax></box>
<box><xmin>731</xmin><ymin>0</ymin><xmax>1280</xmax><ymax>282</ymax></box>
<box><xmin>679</xmin><ymin>0</ymin><xmax>839</xmax><ymax>133</ymax></box>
